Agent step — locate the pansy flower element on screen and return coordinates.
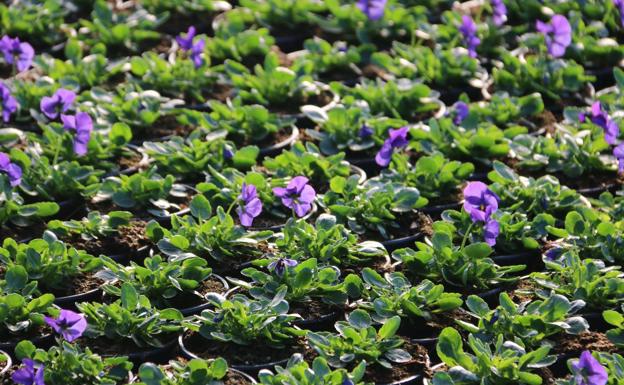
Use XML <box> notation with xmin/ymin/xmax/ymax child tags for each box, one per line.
<box><xmin>237</xmin><ymin>183</ymin><xmax>262</xmax><ymax>227</ymax></box>
<box><xmin>0</xmin><ymin>82</ymin><xmax>17</xmax><ymax>122</ymax></box>
<box><xmin>375</xmin><ymin>126</ymin><xmax>409</xmax><ymax>167</ymax></box>
<box><xmin>268</xmin><ymin>258</ymin><xmax>298</xmax><ymax>276</ymax></box>
<box><xmin>536</xmin><ymin>15</ymin><xmax>572</xmax><ymax>58</ymax></box>
<box><xmin>614</xmin><ymin>0</ymin><xmax>624</xmax><ymax>27</ymax></box>
<box><xmin>12</xmin><ymin>359</ymin><xmax>44</xmax><ymax>385</ymax></box>
<box><xmin>356</xmin><ymin>0</ymin><xmax>387</xmax><ymax>21</ymax></box>
<box><xmin>491</xmin><ymin>0</ymin><xmax>507</xmax><ymax>26</ymax></box>
<box><xmin>44</xmin><ymin>309</ymin><xmax>87</xmax><ymax>342</ymax></box>
<box><xmin>0</xmin><ymin>35</ymin><xmax>34</xmax><ymax>72</ymax></box>
<box><xmin>614</xmin><ymin>143</ymin><xmax>624</xmax><ymax>173</ymax></box>
<box><xmin>176</xmin><ymin>26</ymin><xmax>196</xmax><ymax>51</ymax></box>
<box><xmin>459</xmin><ymin>15</ymin><xmax>480</xmax><ymax>58</ymax></box>
<box><xmin>453</xmin><ymin>101</ymin><xmax>469</xmax><ymax>125</ymax></box>
<box><xmin>0</xmin><ymin>152</ymin><xmax>22</xmax><ymax>187</ymax></box>
<box><xmin>273</xmin><ymin>176</ymin><xmax>316</xmax><ymax>217</ymax></box>
<box><xmin>40</xmin><ymin>89</ymin><xmax>76</xmax><ymax>120</ymax></box>
<box><xmin>571</xmin><ymin>351</ymin><xmax>608</xmax><ymax>385</ymax></box>
<box><xmin>190</xmin><ymin>38</ymin><xmax>205</xmax><ymax>69</ymax></box>
<box><xmin>61</xmin><ymin>112</ymin><xmax>93</xmax><ymax>156</ymax></box>
<box><xmin>580</xmin><ymin>102</ymin><xmax>619</xmax><ymax>145</ymax></box>
<box><xmin>463</xmin><ymin>181</ymin><xmax>500</xmax><ymax>246</ymax></box>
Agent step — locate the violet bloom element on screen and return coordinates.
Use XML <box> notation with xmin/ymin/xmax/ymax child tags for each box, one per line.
<box><xmin>40</xmin><ymin>89</ymin><xmax>76</xmax><ymax>120</ymax></box>
<box><xmin>491</xmin><ymin>0</ymin><xmax>507</xmax><ymax>26</ymax></box>
<box><xmin>536</xmin><ymin>15</ymin><xmax>572</xmax><ymax>58</ymax></box>
<box><xmin>0</xmin><ymin>35</ymin><xmax>34</xmax><ymax>72</ymax></box>
<box><xmin>223</xmin><ymin>146</ymin><xmax>234</xmax><ymax>160</ymax></box>
<box><xmin>61</xmin><ymin>112</ymin><xmax>93</xmax><ymax>156</ymax></box>
<box><xmin>237</xmin><ymin>183</ymin><xmax>262</xmax><ymax>227</ymax></box>
<box><xmin>615</xmin><ymin>0</ymin><xmax>624</xmax><ymax>27</ymax></box>
<box><xmin>375</xmin><ymin>126</ymin><xmax>409</xmax><ymax>167</ymax></box>
<box><xmin>572</xmin><ymin>351</ymin><xmax>608</xmax><ymax>385</ymax></box>
<box><xmin>463</xmin><ymin>181</ymin><xmax>500</xmax><ymax>246</ymax></box>
<box><xmin>453</xmin><ymin>101</ymin><xmax>469</xmax><ymax>125</ymax></box>
<box><xmin>580</xmin><ymin>102</ymin><xmax>620</xmax><ymax>145</ymax></box>
<box><xmin>268</xmin><ymin>258</ymin><xmax>298</xmax><ymax>277</ymax></box>
<box><xmin>0</xmin><ymin>82</ymin><xmax>17</xmax><ymax>123</ymax></box>
<box><xmin>356</xmin><ymin>0</ymin><xmax>387</xmax><ymax>21</ymax></box>
<box><xmin>0</xmin><ymin>152</ymin><xmax>22</xmax><ymax>187</ymax></box>
<box><xmin>176</xmin><ymin>26</ymin><xmax>196</xmax><ymax>51</ymax></box>
<box><xmin>359</xmin><ymin>124</ymin><xmax>373</xmax><ymax>138</ymax></box>
<box><xmin>190</xmin><ymin>38</ymin><xmax>205</xmax><ymax>69</ymax></box>
<box><xmin>545</xmin><ymin>247</ymin><xmax>563</xmax><ymax>260</ymax></box>
<box><xmin>614</xmin><ymin>143</ymin><xmax>624</xmax><ymax>173</ymax></box>
<box><xmin>44</xmin><ymin>309</ymin><xmax>87</xmax><ymax>342</ymax></box>
<box><xmin>12</xmin><ymin>359</ymin><xmax>45</xmax><ymax>385</ymax></box>
<box><xmin>459</xmin><ymin>15</ymin><xmax>480</xmax><ymax>58</ymax></box>
<box><xmin>273</xmin><ymin>176</ymin><xmax>316</xmax><ymax>217</ymax></box>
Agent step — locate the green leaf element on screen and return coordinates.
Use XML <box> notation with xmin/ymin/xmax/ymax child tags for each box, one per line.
<box><xmin>378</xmin><ymin>316</ymin><xmax>400</xmax><ymax>339</ymax></box>
<box><xmin>436</xmin><ymin>327</ymin><xmax>474</xmax><ymax>370</ymax></box>
<box><xmin>190</xmin><ymin>195</ymin><xmax>212</xmax><ymax>221</ymax></box>
<box><xmin>121</xmin><ymin>283</ymin><xmax>139</xmax><ymax>309</ymax></box>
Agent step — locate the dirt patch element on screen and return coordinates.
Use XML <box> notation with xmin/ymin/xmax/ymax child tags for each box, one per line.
<box><xmin>363</xmin><ymin>340</ymin><xmax>431</xmax><ymax>384</ymax></box>
<box><xmin>552</xmin><ymin>331</ymin><xmax>618</xmax><ymax>355</ymax></box>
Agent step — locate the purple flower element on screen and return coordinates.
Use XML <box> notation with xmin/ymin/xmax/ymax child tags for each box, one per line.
<box><xmin>582</xmin><ymin>102</ymin><xmax>620</xmax><ymax>144</ymax></box>
<box><xmin>463</xmin><ymin>181</ymin><xmax>500</xmax><ymax>246</ymax></box>
<box><xmin>614</xmin><ymin>143</ymin><xmax>624</xmax><ymax>173</ymax></box>
<box><xmin>0</xmin><ymin>152</ymin><xmax>22</xmax><ymax>187</ymax></box>
<box><xmin>273</xmin><ymin>176</ymin><xmax>316</xmax><ymax>217</ymax></box>
<box><xmin>571</xmin><ymin>351</ymin><xmax>608</xmax><ymax>385</ymax></box>
<box><xmin>223</xmin><ymin>147</ymin><xmax>234</xmax><ymax>160</ymax></box>
<box><xmin>359</xmin><ymin>124</ymin><xmax>373</xmax><ymax>138</ymax></box>
<box><xmin>12</xmin><ymin>359</ymin><xmax>45</xmax><ymax>385</ymax></box>
<box><xmin>0</xmin><ymin>82</ymin><xmax>17</xmax><ymax>123</ymax></box>
<box><xmin>536</xmin><ymin>15</ymin><xmax>572</xmax><ymax>58</ymax></box>
<box><xmin>491</xmin><ymin>0</ymin><xmax>507</xmax><ymax>26</ymax></box>
<box><xmin>61</xmin><ymin>112</ymin><xmax>93</xmax><ymax>156</ymax></box>
<box><xmin>190</xmin><ymin>38</ymin><xmax>205</xmax><ymax>69</ymax></box>
<box><xmin>453</xmin><ymin>102</ymin><xmax>469</xmax><ymax>125</ymax></box>
<box><xmin>176</xmin><ymin>26</ymin><xmax>196</xmax><ymax>51</ymax></box>
<box><xmin>463</xmin><ymin>181</ymin><xmax>499</xmax><ymax>222</ymax></box>
<box><xmin>0</xmin><ymin>35</ymin><xmax>34</xmax><ymax>72</ymax></box>
<box><xmin>268</xmin><ymin>258</ymin><xmax>298</xmax><ymax>276</ymax></box>
<box><xmin>237</xmin><ymin>183</ymin><xmax>262</xmax><ymax>227</ymax></box>
<box><xmin>459</xmin><ymin>15</ymin><xmax>480</xmax><ymax>58</ymax></box>
<box><xmin>375</xmin><ymin>126</ymin><xmax>409</xmax><ymax>167</ymax></box>
<box><xmin>40</xmin><ymin>89</ymin><xmax>76</xmax><ymax>120</ymax></box>
<box><xmin>356</xmin><ymin>0</ymin><xmax>387</xmax><ymax>21</ymax></box>
<box><xmin>545</xmin><ymin>247</ymin><xmax>563</xmax><ymax>260</ymax></box>
<box><xmin>614</xmin><ymin>0</ymin><xmax>624</xmax><ymax>27</ymax></box>
<box><xmin>44</xmin><ymin>309</ymin><xmax>87</xmax><ymax>342</ymax></box>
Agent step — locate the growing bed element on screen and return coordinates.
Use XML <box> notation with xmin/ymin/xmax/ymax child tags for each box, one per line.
<box><xmin>0</xmin><ymin>0</ymin><xmax>623</xmax><ymax>384</ymax></box>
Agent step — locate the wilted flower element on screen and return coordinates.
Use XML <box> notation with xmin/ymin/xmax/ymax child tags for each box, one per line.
<box><xmin>0</xmin><ymin>82</ymin><xmax>17</xmax><ymax>122</ymax></box>
<box><xmin>614</xmin><ymin>0</ymin><xmax>624</xmax><ymax>27</ymax></box>
<box><xmin>463</xmin><ymin>181</ymin><xmax>500</xmax><ymax>246</ymax></box>
<box><xmin>356</xmin><ymin>0</ymin><xmax>387</xmax><ymax>21</ymax></box>
<box><xmin>614</xmin><ymin>143</ymin><xmax>624</xmax><ymax>173</ymax></box>
<box><xmin>12</xmin><ymin>359</ymin><xmax>45</xmax><ymax>385</ymax></box>
<box><xmin>545</xmin><ymin>247</ymin><xmax>563</xmax><ymax>260</ymax></box>
<box><xmin>273</xmin><ymin>176</ymin><xmax>316</xmax><ymax>217</ymax></box>
<box><xmin>580</xmin><ymin>102</ymin><xmax>619</xmax><ymax>145</ymax></box>
<box><xmin>61</xmin><ymin>112</ymin><xmax>93</xmax><ymax>156</ymax></box>
<box><xmin>237</xmin><ymin>183</ymin><xmax>262</xmax><ymax>227</ymax></box>
<box><xmin>0</xmin><ymin>35</ymin><xmax>34</xmax><ymax>72</ymax></box>
<box><xmin>268</xmin><ymin>258</ymin><xmax>298</xmax><ymax>276</ymax></box>
<box><xmin>491</xmin><ymin>0</ymin><xmax>507</xmax><ymax>26</ymax></box>
<box><xmin>40</xmin><ymin>89</ymin><xmax>76</xmax><ymax>120</ymax></box>
<box><xmin>176</xmin><ymin>26</ymin><xmax>196</xmax><ymax>51</ymax></box>
<box><xmin>375</xmin><ymin>126</ymin><xmax>409</xmax><ymax>167</ymax></box>
<box><xmin>44</xmin><ymin>309</ymin><xmax>87</xmax><ymax>342</ymax></box>
<box><xmin>459</xmin><ymin>15</ymin><xmax>480</xmax><ymax>58</ymax></box>
<box><xmin>453</xmin><ymin>101</ymin><xmax>469</xmax><ymax>125</ymax></box>
<box><xmin>536</xmin><ymin>15</ymin><xmax>572</xmax><ymax>58</ymax></box>
<box><xmin>571</xmin><ymin>351</ymin><xmax>608</xmax><ymax>385</ymax></box>
<box><xmin>359</xmin><ymin>124</ymin><xmax>373</xmax><ymax>138</ymax></box>
<box><xmin>190</xmin><ymin>38</ymin><xmax>205</xmax><ymax>68</ymax></box>
<box><xmin>0</xmin><ymin>152</ymin><xmax>22</xmax><ymax>187</ymax></box>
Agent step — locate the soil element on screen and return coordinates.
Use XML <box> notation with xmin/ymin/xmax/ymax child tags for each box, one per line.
<box><xmin>137</xmin><ymin>115</ymin><xmax>197</xmax><ymax>141</ymax></box>
<box><xmin>88</xmin><ymin>192</ymin><xmax>191</xmax><ymax>222</ymax></box>
<box><xmin>116</xmin><ymin>151</ymin><xmax>145</xmax><ymax>173</ymax></box>
<box><xmin>362</xmin><ymin>340</ymin><xmax>431</xmax><ymax>384</ymax></box>
<box><xmin>183</xmin><ymin>331</ymin><xmax>305</xmax><ymax>366</ymax></box>
<box><xmin>78</xmin><ymin>334</ymin><xmax>177</xmax><ymax>358</ymax></box>
<box><xmin>234</xmin><ymin>125</ymin><xmax>294</xmax><ymax>150</ymax></box>
<box><xmin>398</xmin><ymin>309</ymin><xmax>474</xmax><ymax>340</ymax></box>
<box><xmin>46</xmin><ymin>272</ymin><xmax>103</xmax><ymax>298</ymax></box>
<box><xmin>62</xmin><ymin>220</ymin><xmax>150</xmax><ymax>258</ymax></box>
<box><xmin>363</xmin><ymin>211</ymin><xmax>433</xmax><ymax>243</ymax></box>
<box><xmin>290</xmin><ymin>299</ymin><xmax>340</xmax><ymax>322</ymax></box>
<box><xmin>165</xmin><ymin>277</ymin><xmax>227</xmax><ymax>310</ymax></box>
<box><xmin>341</xmin><ymin>255</ymin><xmax>393</xmax><ymax>276</ymax></box>
<box><xmin>528</xmin><ymin>110</ymin><xmax>558</xmax><ymax>134</ymax></box>
<box><xmin>538</xmin><ymin>367</ymin><xmax>557</xmax><ymax>385</ymax></box>
<box><xmin>510</xmin><ymin>279</ymin><xmax>538</xmax><ymax>303</ymax></box>
<box><xmin>551</xmin><ymin>331</ymin><xmax>618</xmax><ymax>355</ymax></box>
<box><xmin>224</xmin><ymin>370</ymin><xmax>254</xmax><ymax>385</ymax></box>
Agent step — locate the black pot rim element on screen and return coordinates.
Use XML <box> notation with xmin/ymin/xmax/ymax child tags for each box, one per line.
<box><xmin>123</xmin><ymin>337</ymin><xmax>178</xmax><ymax>363</ymax></box>
<box><xmin>178</xmin><ymin>333</ymin><xmax>291</xmax><ymax>373</ymax></box>
<box><xmin>54</xmin><ymin>287</ymin><xmax>102</xmax><ymax>308</ymax></box>
<box><xmin>381</xmin><ymin>232</ymin><xmax>423</xmax><ymax>251</ymax></box>
<box><xmin>293</xmin><ymin>310</ymin><xmax>339</xmax><ymax>327</ymax></box>
<box><xmin>0</xmin><ymin>349</ymin><xmax>11</xmax><ymax>376</ymax></box>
